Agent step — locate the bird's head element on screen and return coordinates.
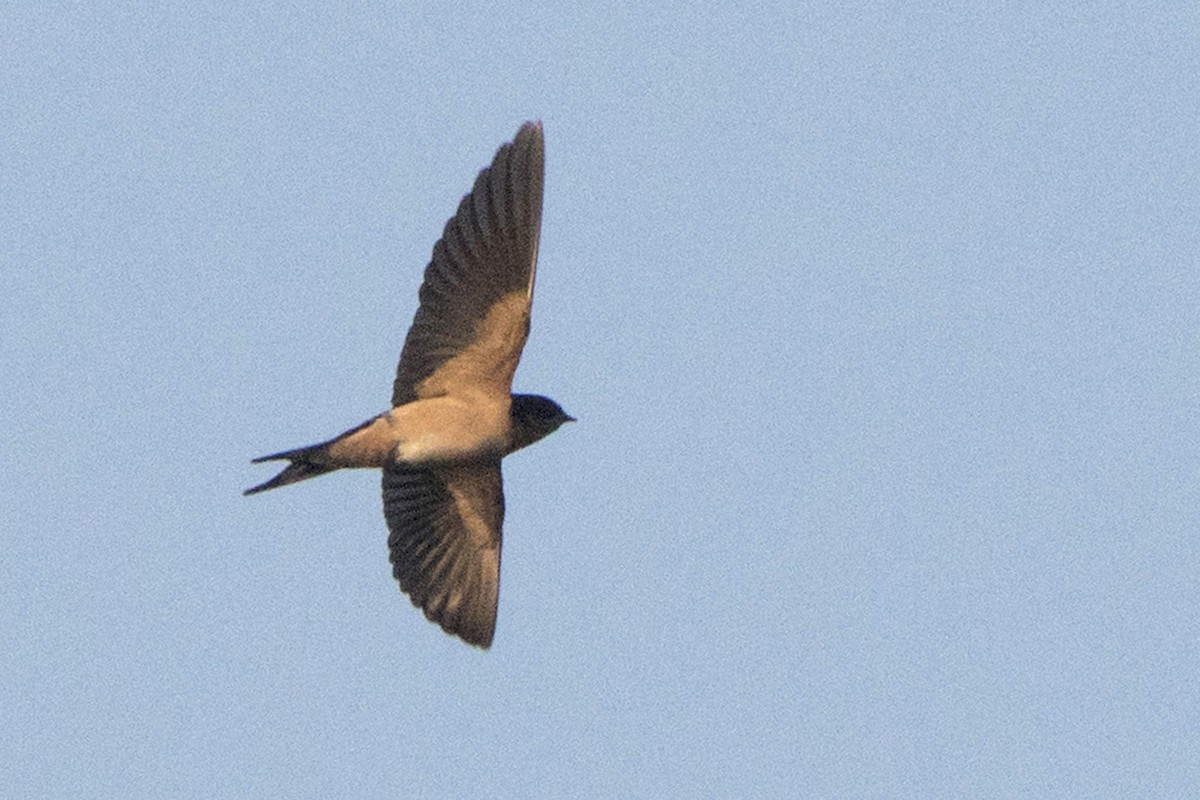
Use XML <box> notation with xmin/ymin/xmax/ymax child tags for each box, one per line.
<box><xmin>509</xmin><ymin>394</ymin><xmax>575</xmax><ymax>453</ymax></box>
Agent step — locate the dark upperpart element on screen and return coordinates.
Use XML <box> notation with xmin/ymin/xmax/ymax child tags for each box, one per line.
<box><xmin>508</xmin><ymin>394</ymin><xmax>574</xmax><ymax>454</ymax></box>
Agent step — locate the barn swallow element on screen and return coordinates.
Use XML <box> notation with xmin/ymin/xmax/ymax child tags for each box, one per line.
<box><xmin>246</xmin><ymin>122</ymin><xmax>572</xmax><ymax>648</ymax></box>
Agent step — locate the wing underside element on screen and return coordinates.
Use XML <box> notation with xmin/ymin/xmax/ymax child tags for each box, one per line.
<box><xmin>391</xmin><ymin>122</ymin><xmax>545</xmax><ymax>407</ymax></box>
<box><xmin>382</xmin><ymin>462</ymin><xmax>505</xmax><ymax>648</ymax></box>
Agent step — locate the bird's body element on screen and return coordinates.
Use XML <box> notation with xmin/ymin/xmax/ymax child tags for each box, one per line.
<box><xmin>246</xmin><ymin>122</ymin><xmax>571</xmax><ymax>648</ymax></box>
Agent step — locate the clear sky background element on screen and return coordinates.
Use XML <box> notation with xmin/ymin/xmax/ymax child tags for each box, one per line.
<box><xmin>3</xmin><ymin>3</ymin><xmax>1197</xmax><ymax>798</ymax></box>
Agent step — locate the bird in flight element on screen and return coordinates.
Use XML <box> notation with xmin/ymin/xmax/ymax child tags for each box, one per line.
<box><xmin>245</xmin><ymin>122</ymin><xmax>572</xmax><ymax>648</ymax></box>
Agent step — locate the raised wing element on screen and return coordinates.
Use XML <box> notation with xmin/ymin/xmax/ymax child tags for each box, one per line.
<box><xmin>391</xmin><ymin>122</ymin><xmax>544</xmax><ymax>407</ymax></box>
<box><xmin>382</xmin><ymin>462</ymin><xmax>505</xmax><ymax>648</ymax></box>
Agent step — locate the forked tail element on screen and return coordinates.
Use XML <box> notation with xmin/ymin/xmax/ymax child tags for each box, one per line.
<box><xmin>244</xmin><ymin>443</ymin><xmax>337</xmax><ymax>496</ymax></box>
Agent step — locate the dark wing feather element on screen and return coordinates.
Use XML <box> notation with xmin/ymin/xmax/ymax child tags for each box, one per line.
<box><xmin>392</xmin><ymin>122</ymin><xmax>544</xmax><ymax>407</ymax></box>
<box><xmin>382</xmin><ymin>462</ymin><xmax>505</xmax><ymax>648</ymax></box>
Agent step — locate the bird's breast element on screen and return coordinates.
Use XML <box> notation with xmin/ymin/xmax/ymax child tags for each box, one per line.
<box><xmin>386</xmin><ymin>395</ymin><xmax>510</xmax><ymax>466</ymax></box>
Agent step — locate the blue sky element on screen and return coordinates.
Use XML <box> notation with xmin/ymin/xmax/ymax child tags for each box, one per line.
<box><xmin>3</xmin><ymin>3</ymin><xmax>1198</xmax><ymax>797</ymax></box>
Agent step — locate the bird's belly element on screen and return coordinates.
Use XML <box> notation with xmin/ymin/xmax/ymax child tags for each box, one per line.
<box><xmin>387</xmin><ymin>397</ymin><xmax>508</xmax><ymax>465</ymax></box>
